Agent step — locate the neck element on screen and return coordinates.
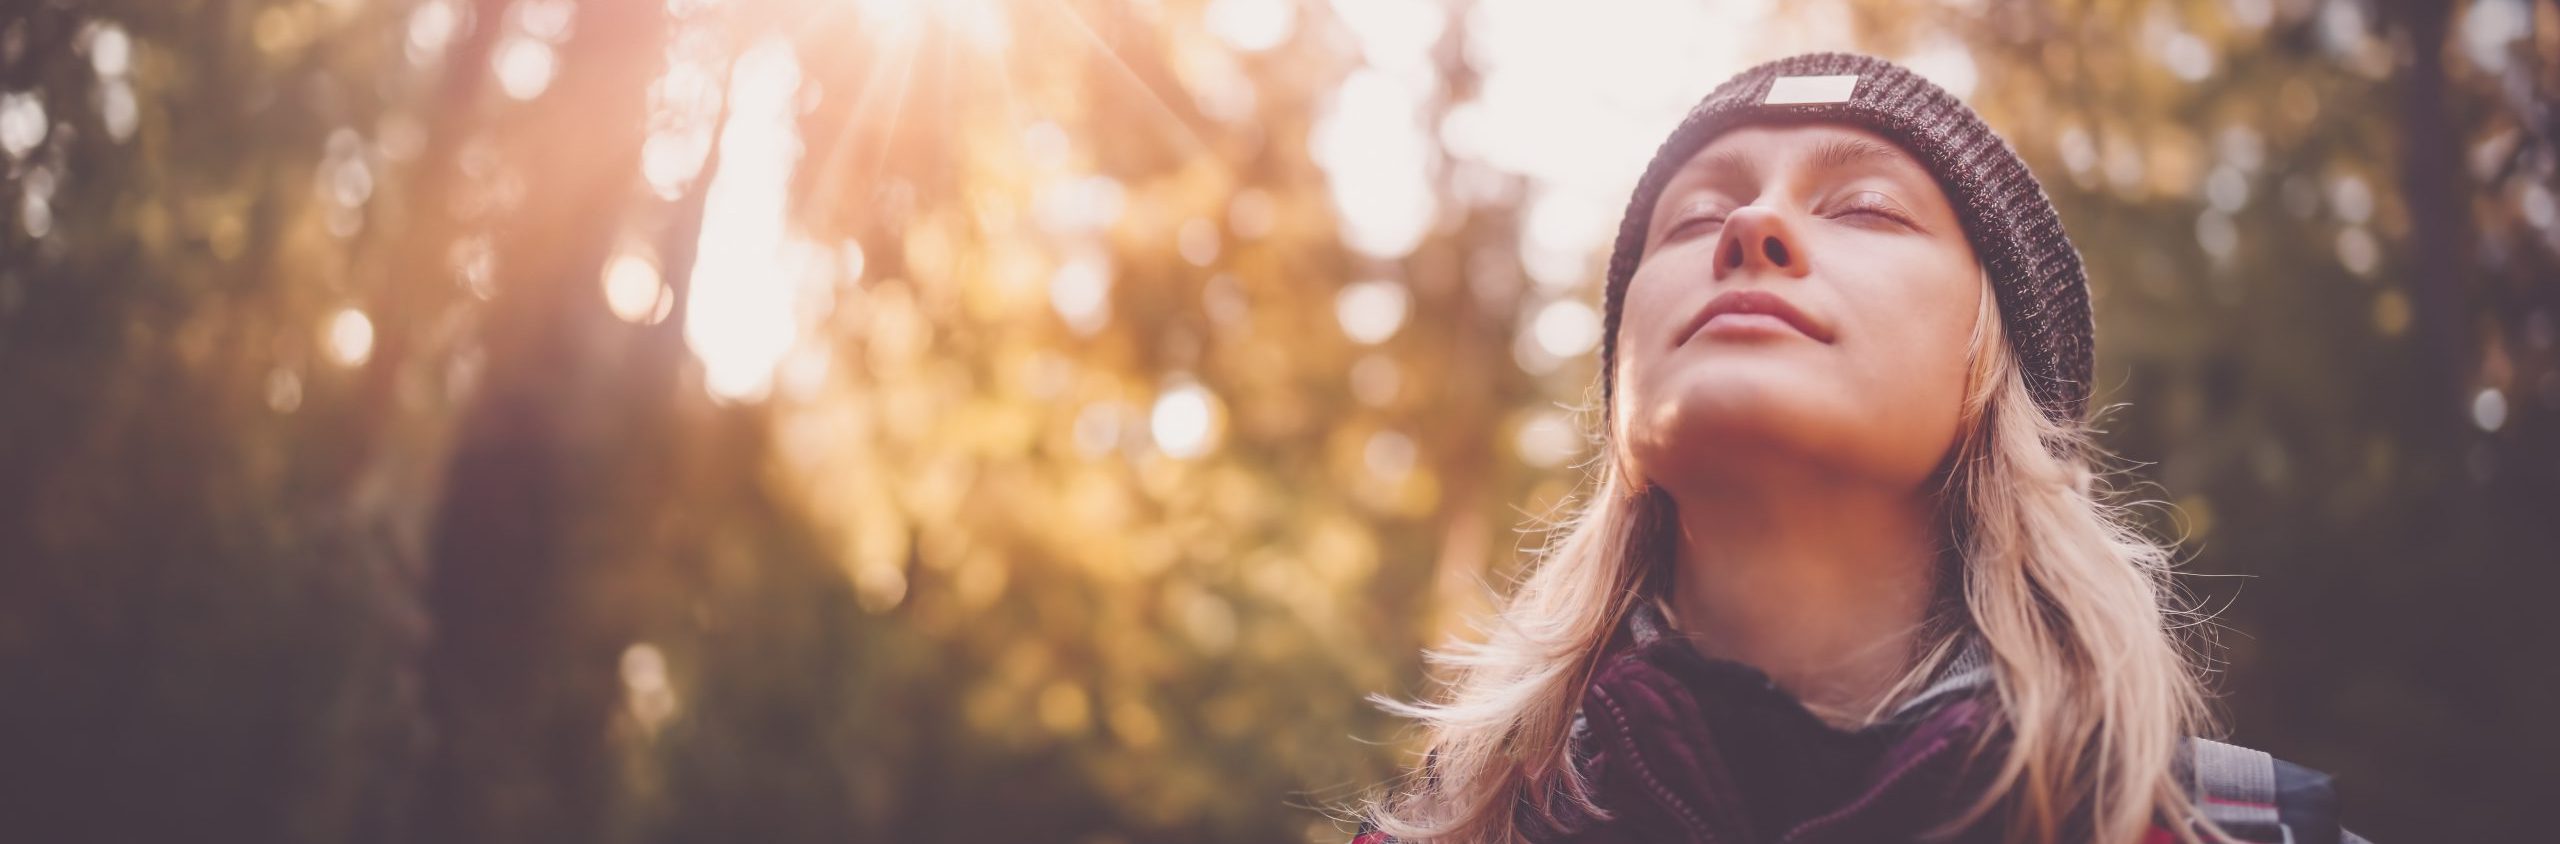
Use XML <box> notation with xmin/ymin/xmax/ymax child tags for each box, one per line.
<box><xmin>1658</xmin><ymin>472</ymin><xmax>1945</xmax><ymax>726</ymax></box>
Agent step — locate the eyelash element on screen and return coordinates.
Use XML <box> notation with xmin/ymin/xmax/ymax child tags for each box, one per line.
<box><xmin>1665</xmin><ymin>200</ymin><xmax>1910</xmax><ymax>239</ymax></box>
<box><xmin>1666</xmin><ymin>213</ymin><xmax>1728</xmax><ymax>240</ymax></box>
<box><xmin>1831</xmin><ymin>197</ymin><xmax>1913</xmax><ymax>226</ymax></box>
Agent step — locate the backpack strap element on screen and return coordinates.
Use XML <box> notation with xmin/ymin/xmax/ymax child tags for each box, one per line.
<box><xmin>2189</xmin><ymin>737</ymin><xmax>2287</xmax><ymax>843</ymax></box>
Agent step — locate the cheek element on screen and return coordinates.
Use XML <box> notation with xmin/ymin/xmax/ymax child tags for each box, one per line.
<box><xmin>1610</xmin><ymin>265</ymin><xmax>1691</xmax><ymax>401</ymax></box>
<box><xmin>1843</xmin><ymin>269</ymin><xmax>1980</xmax><ymax>460</ymax></box>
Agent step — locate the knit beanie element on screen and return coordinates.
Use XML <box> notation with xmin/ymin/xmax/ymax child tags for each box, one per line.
<box><xmin>1597</xmin><ymin>52</ymin><xmax>2094</xmax><ymax>423</ymax></box>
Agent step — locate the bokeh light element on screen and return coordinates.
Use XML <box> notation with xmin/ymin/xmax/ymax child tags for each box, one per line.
<box><xmin>324</xmin><ymin>308</ymin><xmax>375</xmax><ymax>368</ymax></box>
<box><xmin>1150</xmin><ymin>380</ymin><xmax>1222</xmax><ymax>459</ymax></box>
<box><xmin>0</xmin><ymin>93</ymin><xmax>46</xmax><ymax>159</ymax></box>
<box><xmin>601</xmin><ymin>251</ymin><xmax>670</xmax><ymax>325</ymax></box>
<box><xmin>8</xmin><ymin>3</ymin><xmax>2555</xmax><ymax>843</ymax></box>
<box><xmin>1334</xmin><ymin>279</ymin><xmax>1409</xmax><ymax>345</ymax></box>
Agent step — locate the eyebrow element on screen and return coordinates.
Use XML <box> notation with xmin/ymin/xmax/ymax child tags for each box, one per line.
<box><xmin>1684</xmin><ymin>146</ymin><xmax>1759</xmax><ymax>186</ymax></box>
<box><xmin>1807</xmin><ymin>136</ymin><xmax>1909</xmax><ymax>174</ymax></box>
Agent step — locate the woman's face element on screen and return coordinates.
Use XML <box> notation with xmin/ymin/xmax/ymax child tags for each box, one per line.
<box><xmin>1612</xmin><ymin>122</ymin><xmax>1985</xmax><ymax>495</ymax></box>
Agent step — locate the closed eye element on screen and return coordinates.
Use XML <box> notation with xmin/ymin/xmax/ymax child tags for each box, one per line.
<box><xmin>1664</xmin><ymin>213</ymin><xmax>1729</xmax><ymax>241</ymax></box>
<box><xmin>1828</xmin><ymin>193</ymin><xmax>1918</xmax><ymax>229</ymax></box>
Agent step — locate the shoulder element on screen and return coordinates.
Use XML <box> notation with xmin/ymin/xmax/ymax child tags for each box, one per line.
<box><xmin>2186</xmin><ymin>738</ymin><xmax>2371</xmax><ymax>844</ymax></box>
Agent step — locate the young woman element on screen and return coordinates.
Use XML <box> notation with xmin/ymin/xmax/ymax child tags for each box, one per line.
<box><xmin>1352</xmin><ymin>53</ymin><xmax>2362</xmax><ymax>844</ymax></box>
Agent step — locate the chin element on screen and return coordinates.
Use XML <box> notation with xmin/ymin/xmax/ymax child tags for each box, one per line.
<box><xmin>1623</xmin><ymin>361</ymin><xmax>1855</xmax><ymax>481</ymax></box>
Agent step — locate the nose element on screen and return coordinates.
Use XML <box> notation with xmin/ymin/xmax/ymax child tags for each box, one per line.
<box><xmin>1712</xmin><ymin>206</ymin><xmax>1812</xmax><ymax>281</ymax></box>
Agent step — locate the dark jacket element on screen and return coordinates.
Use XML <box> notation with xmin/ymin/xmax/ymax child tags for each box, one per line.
<box><xmin>1538</xmin><ymin>599</ymin><xmax>2010</xmax><ymax>843</ymax></box>
<box><xmin>1359</xmin><ymin>600</ymin><xmax>2355</xmax><ymax>844</ymax></box>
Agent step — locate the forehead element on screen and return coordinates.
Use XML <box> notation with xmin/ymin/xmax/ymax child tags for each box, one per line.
<box><xmin>1668</xmin><ymin>122</ymin><xmax>1933</xmax><ymax>186</ymax></box>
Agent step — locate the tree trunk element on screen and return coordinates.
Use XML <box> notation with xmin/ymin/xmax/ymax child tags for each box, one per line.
<box><xmin>413</xmin><ymin>3</ymin><xmax>669</xmax><ymax>842</ymax></box>
<box><xmin>2385</xmin><ymin>0</ymin><xmax>2472</xmax><ymax>429</ymax></box>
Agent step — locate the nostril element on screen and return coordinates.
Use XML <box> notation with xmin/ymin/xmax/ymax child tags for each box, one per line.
<box><xmin>1721</xmin><ymin>237</ymin><xmax>1743</xmax><ymax>270</ymax></box>
<box><xmin>1762</xmin><ymin>236</ymin><xmax>1790</xmax><ymax>266</ymax></box>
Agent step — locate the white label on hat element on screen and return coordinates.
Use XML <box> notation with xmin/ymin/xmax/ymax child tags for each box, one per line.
<box><xmin>1763</xmin><ymin>75</ymin><xmax>1859</xmax><ymax>105</ymax></box>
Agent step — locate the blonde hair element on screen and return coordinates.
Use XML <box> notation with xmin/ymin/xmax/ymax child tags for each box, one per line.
<box><xmin>1361</xmin><ymin>275</ymin><xmax>2220</xmax><ymax>843</ymax></box>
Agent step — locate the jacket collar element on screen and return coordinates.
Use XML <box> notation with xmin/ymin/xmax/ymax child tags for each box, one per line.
<box><xmin>1559</xmin><ymin>598</ymin><xmax>2001</xmax><ymax>842</ymax></box>
<box><xmin>1611</xmin><ymin>596</ymin><xmax>1994</xmax><ymax>724</ymax></box>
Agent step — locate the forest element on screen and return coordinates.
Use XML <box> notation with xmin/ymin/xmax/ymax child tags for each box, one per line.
<box><xmin>1</xmin><ymin>0</ymin><xmax>2554</xmax><ymax>842</ymax></box>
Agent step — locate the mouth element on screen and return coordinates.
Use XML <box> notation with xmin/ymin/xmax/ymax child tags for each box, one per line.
<box><xmin>1679</xmin><ymin>288</ymin><xmax>1835</xmax><ymax>345</ymax></box>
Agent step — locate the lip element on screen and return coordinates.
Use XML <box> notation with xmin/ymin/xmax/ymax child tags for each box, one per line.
<box><xmin>1679</xmin><ymin>288</ymin><xmax>1835</xmax><ymax>345</ymax></box>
